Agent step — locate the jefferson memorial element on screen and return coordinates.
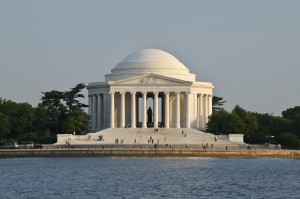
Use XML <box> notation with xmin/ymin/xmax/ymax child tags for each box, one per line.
<box><xmin>87</xmin><ymin>49</ymin><xmax>213</xmax><ymax>131</ymax></box>
<box><xmin>56</xmin><ymin>49</ymin><xmax>244</xmax><ymax>145</ymax></box>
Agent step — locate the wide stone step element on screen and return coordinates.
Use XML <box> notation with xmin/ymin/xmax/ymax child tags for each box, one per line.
<box><xmin>64</xmin><ymin>128</ymin><xmax>241</xmax><ymax>148</ymax></box>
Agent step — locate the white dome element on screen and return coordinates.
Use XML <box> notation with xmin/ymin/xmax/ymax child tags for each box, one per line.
<box><xmin>105</xmin><ymin>49</ymin><xmax>196</xmax><ymax>82</ymax></box>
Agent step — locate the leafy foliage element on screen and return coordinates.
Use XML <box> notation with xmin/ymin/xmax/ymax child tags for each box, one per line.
<box><xmin>63</xmin><ymin>83</ymin><xmax>88</xmax><ymax>112</ymax></box>
<box><xmin>232</xmin><ymin>105</ymin><xmax>258</xmax><ymax>133</ymax></box>
<box><xmin>212</xmin><ymin>96</ymin><xmax>226</xmax><ymax>112</ymax></box>
<box><xmin>207</xmin><ymin>101</ymin><xmax>300</xmax><ymax>148</ymax></box>
<box><xmin>40</xmin><ymin>83</ymin><xmax>89</xmax><ymax>134</ymax></box>
<box><xmin>207</xmin><ymin>109</ymin><xmax>246</xmax><ymax>134</ymax></box>
<box><xmin>0</xmin><ymin>98</ymin><xmax>34</xmax><ymax>140</ymax></box>
<box><xmin>0</xmin><ymin>112</ymin><xmax>11</xmax><ymax>142</ymax></box>
<box><xmin>0</xmin><ymin>83</ymin><xmax>90</xmax><ymax>144</ymax></box>
<box><xmin>282</xmin><ymin>106</ymin><xmax>300</xmax><ymax>137</ymax></box>
<box><xmin>279</xmin><ymin>132</ymin><xmax>300</xmax><ymax>149</ymax></box>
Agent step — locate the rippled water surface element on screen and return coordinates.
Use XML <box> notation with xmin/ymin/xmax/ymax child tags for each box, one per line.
<box><xmin>0</xmin><ymin>157</ymin><xmax>299</xmax><ymax>199</ymax></box>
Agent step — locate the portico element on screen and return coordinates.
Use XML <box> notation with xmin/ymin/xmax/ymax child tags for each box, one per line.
<box><xmin>87</xmin><ymin>49</ymin><xmax>214</xmax><ymax>131</ymax></box>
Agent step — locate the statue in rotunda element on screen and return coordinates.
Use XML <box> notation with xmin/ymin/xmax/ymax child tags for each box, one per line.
<box><xmin>147</xmin><ymin>107</ymin><xmax>152</xmax><ymax>123</ymax></box>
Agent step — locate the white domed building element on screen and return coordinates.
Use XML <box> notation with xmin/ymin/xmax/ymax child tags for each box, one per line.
<box><xmin>87</xmin><ymin>49</ymin><xmax>214</xmax><ymax>131</ymax></box>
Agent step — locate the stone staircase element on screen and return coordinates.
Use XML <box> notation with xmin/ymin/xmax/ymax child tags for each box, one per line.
<box><xmin>68</xmin><ymin>128</ymin><xmax>242</xmax><ymax>149</ymax></box>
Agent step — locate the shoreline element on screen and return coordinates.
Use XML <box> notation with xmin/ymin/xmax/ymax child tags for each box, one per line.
<box><xmin>0</xmin><ymin>148</ymin><xmax>299</xmax><ymax>158</ymax></box>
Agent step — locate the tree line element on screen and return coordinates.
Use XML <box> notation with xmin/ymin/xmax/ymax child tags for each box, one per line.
<box><xmin>208</xmin><ymin>97</ymin><xmax>300</xmax><ymax>149</ymax></box>
<box><xmin>0</xmin><ymin>83</ymin><xmax>89</xmax><ymax>144</ymax></box>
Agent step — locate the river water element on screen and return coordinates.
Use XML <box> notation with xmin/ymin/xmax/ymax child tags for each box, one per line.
<box><xmin>0</xmin><ymin>157</ymin><xmax>299</xmax><ymax>199</ymax></box>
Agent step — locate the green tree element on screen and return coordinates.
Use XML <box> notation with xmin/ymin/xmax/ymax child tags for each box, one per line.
<box><xmin>271</xmin><ymin>117</ymin><xmax>293</xmax><ymax>142</ymax></box>
<box><xmin>212</xmin><ymin>96</ymin><xmax>226</xmax><ymax>112</ymax></box>
<box><xmin>62</xmin><ymin>107</ymin><xmax>89</xmax><ymax>133</ymax></box>
<box><xmin>40</xmin><ymin>83</ymin><xmax>89</xmax><ymax>134</ymax></box>
<box><xmin>33</xmin><ymin>103</ymin><xmax>53</xmax><ymax>135</ymax></box>
<box><xmin>282</xmin><ymin>106</ymin><xmax>300</xmax><ymax>120</ymax></box>
<box><xmin>253</xmin><ymin>113</ymin><xmax>273</xmax><ymax>134</ymax></box>
<box><xmin>0</xmin><ymin>112</ymin><xmax>11</xmax><ymax>142</ymax></box>
<box><xmin>282</xmin><ymin>106</ymin><xmax>300</xmax><ymax>136</ymax></box>
<box><xmin>14</xmin><ymin>103</ymin><xmax>35</xmax><ymax>135</ymax></box>
<box><xmin>232</xmin><ymin>105</ymin><xmax>258</xmax><ymax>133</ymax></box>
<box><xmin>41</xmin><ymin>90</ymin><xmax>66</xmax><ymax>133</ymax></box>
<box><xmin>279</xmin><ymin>132</ymin><xmax>300</xmax><ymax>149</ymax></box>
<box><xmin>207</xmin><ymin>108</ymin><xmax>246</xmax><ymax>134</ymax></box>
<box><xmin>0</xmin><ymin>98</ymin><xmax>34</xmax><ymax>139</ymax></box>
<box><xmin>64</xmin><ymin>83</ymin><xmax>88</xmax><ymax>112</ymax></box>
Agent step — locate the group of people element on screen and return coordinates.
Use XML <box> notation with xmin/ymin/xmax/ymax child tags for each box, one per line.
<box><xmin>182</xmin><ymin>130</ymin><xmax>187</xmax><ymax>137</ymax></box>
<box><xmin>98</xmin><ymin>135</ymin><xmax>104</xmax><ymax>141</ymax></box>
<box><xmin>147</xmin><ymin>136</ymin><xmax>160</xmax><ymax>149</ymax></box>
<box><xmin>148</xmin><ymin>136</ymin><xmax>159</xmax><ymax>144</ymax></box>
<box><xmin>202</xmin><ymin>143</ymin><xmax>213</xmax><ymax>150</ymax></box>
<box><xmin>87</xmin><ymin>135</ymin><xmax>104</xmax><ymax>141</ymax></box>
<box><xmin>115</xmin><ymin>138</ymin><xmax>124</xmax><ymax>144</ymax></box>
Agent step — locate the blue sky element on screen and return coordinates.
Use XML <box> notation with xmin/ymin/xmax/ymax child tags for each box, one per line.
<box><xmin>0</xmin><ymin>0</ymin><xmax>299</xmax><ymax>115</ymax></box>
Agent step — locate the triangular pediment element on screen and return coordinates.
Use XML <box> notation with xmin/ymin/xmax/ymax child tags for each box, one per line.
<box><xmin>108</xmin><ymin>74</ymin><xmax>193</xmax><ymax>86</ymax></box>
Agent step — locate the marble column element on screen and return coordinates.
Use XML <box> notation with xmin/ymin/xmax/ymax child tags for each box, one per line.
<box><xmin>185</xmin><ymin>92</ymin><xmax>191</xmax><ymax>128</ymax></box>
<box><xmin>142</xmin><ymin>92</ymin><xmax>147</xmax><ymax>128</ymax></box>
<box><xmin>199</xmin><ymin>94</ymin><xmax>203</xmax><ymax>129</ymax></box>
<box><xmin>88</xmin><ymin>95</ymin><xmax>92</xmax><ymax>127</ymax></box>
<box><xmin>164</xmin><ymin>92</ymin><xmax>170</xmax><ymax>128</ymax></box>
<box><xmin>131</xmin><ymin>92</ymin><xmax>136</xmax><ymax>128</ymax></box>
<box><xmin>208</xmin><ymin>94</ymin><xmax>213</xmax><ymax>116</ymax></box>
<box><xmin>93</xmin><ymin>94</ymin><xmax>97</xmax><ymax>130</ymax></box>
<box><xmin>136</xmin><ymin>95</ymin><xmax>139</xmax><ymax>126</ymax></box>
<box><xmin>175</xmin><ymin>92</ymin><xmax>180</xmax><ymax>128</ymax></box>
<box><xmin>203</xmin><ymin>94</ymin><xmax>208</xmax><ymax>126</ymax></box>
<box><xmin>97</xmin><ymin>94</ymin><xmax>102</xmax><ymax>129</ymax></box>
<box><xmin>120</xmin><ymin>92</ymin><xmax>125</xmax><ymax>128</ymax></box>
<box><xmin>103</xmin><ymin>93</ymin><xmax>107</xmax><ymax>128</ymax></box>
<box><xmin>206</xmin><ymin>94</ymin><xmax>211</xmax><ymax>124</ymax></box>
<box><xmin>154</xmin><ymin>92</ymin><xmax>158</xmax><ymax>128</ymax></box>
<box><xmin>197</xmin><ymin>94</ymin><xmax>200</xmax><ymax>128</ymax></box>
<box><xmin>110</xmin><ymin>92</ymin><xmax>115</xmax><ymax>128</ymax></box>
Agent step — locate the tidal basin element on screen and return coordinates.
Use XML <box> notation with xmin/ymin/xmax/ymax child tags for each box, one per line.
<box><xmin>0</xmin><ymin>157</ymin><xmax>299</xmax><ymax>199</ymax></box>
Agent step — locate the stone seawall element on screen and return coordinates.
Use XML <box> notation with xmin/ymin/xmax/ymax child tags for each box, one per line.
<box><xmin>0</xmin><ymin>149</ymin><xmax>299</xmax><ymax>158</ymax></box>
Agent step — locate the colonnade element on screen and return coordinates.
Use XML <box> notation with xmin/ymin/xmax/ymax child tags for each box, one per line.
<box><xmin>88</xmin><ymin>91</ymin><xmax>212</xmax><ymax>131</ymax></box>
<box><xmin>88</xmin><ymin>93</ymin><xmax>107</xmax><ymax>130</ymax></box>
<box><xmin>197</xmin><ymin>93</ymin><xmax>213</xmax><ymax>129</ymax></box>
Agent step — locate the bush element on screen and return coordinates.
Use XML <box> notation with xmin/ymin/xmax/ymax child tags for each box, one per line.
<box><xmin>244</xmin><ymin>132</ymin><xmax>268</xmax><ymax>144</ymax></box>
<box><xmin>279</xmin><ymin>132</ymin><xmax>300</xmax><ymax>149</ymax></box>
